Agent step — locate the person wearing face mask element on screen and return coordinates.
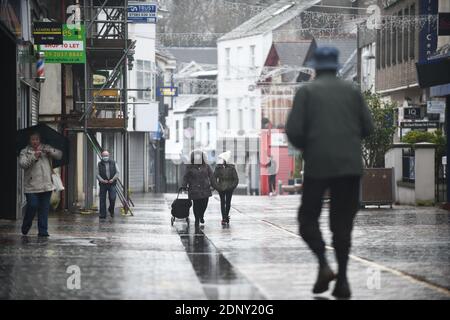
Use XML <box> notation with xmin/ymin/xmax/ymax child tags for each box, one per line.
<box><xmin>182</xmin><ymin>150</ymin><xmax>215</xmax><ymax>230</ymax></box>
<box><xmin>97</xmin><ymin>150</ymin><xmax>120</xmax><ymax>220</ymax></box>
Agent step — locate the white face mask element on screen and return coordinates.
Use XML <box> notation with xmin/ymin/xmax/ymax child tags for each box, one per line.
<box><xmin>102</xmin><ymin>156</ymin><xmax>109</xmax><ymax>162</ymax></box>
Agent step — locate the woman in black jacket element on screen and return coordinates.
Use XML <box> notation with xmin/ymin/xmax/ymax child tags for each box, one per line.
<box><xmin>212</xmin><ymin>151</ymin><xmax>239</xmax><ymax>225</ymax></box>
<box><xmin>182</xmin><ymin>150</ymin><xmax>214</xmax><ymax>229</ymax></box>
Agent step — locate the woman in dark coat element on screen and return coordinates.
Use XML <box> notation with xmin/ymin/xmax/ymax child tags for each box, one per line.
<box><xmin>182</xmin><ymin>150</ymin><xmax>214</xmax><ymax>228</ymax></box>
<box><xmin>211</xmin><ymin>151</ymin><xmax>239</xmax><ymax>225</ymax></box>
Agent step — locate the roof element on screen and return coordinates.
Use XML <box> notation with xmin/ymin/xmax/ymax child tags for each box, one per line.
<box><xmin>166</xmin><ymin>47</ymin><xmax>218</xmax><ymax>65</ymax></box>
<box><xmin>218</xmin><ymin>0</ymin><xmax>320</xmax><ymax>42</ymax></box>
<box><xmin>274</xmin><ymin>40</ymin><xmax>314</xmax><ymax>66</ymax></box>
<box><xmin>173</xmin><ymin>95</ymin><xmax>202</xmax><ymax>114</ymax></box>
<box><xmin>185</xmin><ymin>98</ymin><xmax>217</xmax><ymax>118</ymax></box>
<box><xmin>314</xmin><ymin>37</ymin><xmax>358</xmax><ymax>66</ymax></box>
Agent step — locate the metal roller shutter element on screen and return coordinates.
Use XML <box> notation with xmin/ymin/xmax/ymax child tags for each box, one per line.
<box><xmin>129</xmin><ymin>132</ymin><xmax>145</xmax><ymax>192</ymax></box>
<box><xmin>30</xmin><ymin>88</ymin><xmax>39</xmax><ymax>125</ymax></box>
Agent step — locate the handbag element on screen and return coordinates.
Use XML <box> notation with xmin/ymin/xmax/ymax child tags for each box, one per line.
<box><xmin>49</xmin><ymin>157</ymin><xmax>65</xmax><ymax>192</ymax></box>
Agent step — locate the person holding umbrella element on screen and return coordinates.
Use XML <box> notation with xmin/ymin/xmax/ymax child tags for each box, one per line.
<box><xmin>211</xmin><ymin>151</ymin><xmax>239</xmax><ymax>226</ymax></box>
<box><xmin>19</xmin><ymin>132</ymin><xmax>62</xmax><ymax>237</ymax></box>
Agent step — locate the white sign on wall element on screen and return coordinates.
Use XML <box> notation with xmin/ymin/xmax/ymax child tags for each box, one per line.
<box><xmin>271</xmin><ymin>132</ymin><xmax>288</xmax><ymax>147</ymax></box>
<box><xmin>427</xmin><ymin>100</ymin><xmax>445</xmax><ymax>114</ymax></box>
<box><xmin>134</xmin><ymin>102</ymin><xmax>159</xmax><ymax>132</ymax></box>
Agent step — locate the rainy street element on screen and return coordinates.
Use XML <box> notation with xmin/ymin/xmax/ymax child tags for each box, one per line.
<box><xmin>0</xmin><ymin>193</ymin><xmax>449</xmax><ymax>300</ymax></box>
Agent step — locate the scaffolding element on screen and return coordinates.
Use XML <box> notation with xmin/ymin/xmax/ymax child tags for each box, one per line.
<box><xmin>75</xmin><ymin>0</ymin><xmax>134</xmax><ymax>214</ymax></box>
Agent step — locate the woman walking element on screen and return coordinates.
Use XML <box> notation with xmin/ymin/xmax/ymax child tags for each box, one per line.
<box><xmin>19</xmin><ymin>132</ymin><xmax>62</xmax><ymax>237</ymax></box>
<box><xmin>182</xmin><ymin>150</ymin><xmax>214</xmax><ymax>229</ymax></box>
<box><xmin>212</xmin><ymin>151</ymin><xmax>239</xmax><ymax>225</ymax></box>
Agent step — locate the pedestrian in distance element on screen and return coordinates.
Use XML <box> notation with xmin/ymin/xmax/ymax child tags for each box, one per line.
<box><xmin>182</xmin><ymin>150</ymin><xmax>215</xmax><ymax>230</ymax></box>
<box><xmin>286</xmin><ymin>46</ymin><xmax>374</xmax><ymax>299</ymax></box>
<box><xmin>267</xmin><ymin>155</ymin><xmax>278</xmax><ymax>196</ymax></box>
<box><xmin>97</xmin><ymin>150</ymin><xmax>120</xmax><ymax>220</ymax></box>
<box><xmin>212</xmin><ymin>151</ymin><xmax>239</xmax><ymax>226</ymax></box>
<box><xmin>19</xmin><ymin>132</ymin><xmax>62</xmax><ymax>237</ymax></box>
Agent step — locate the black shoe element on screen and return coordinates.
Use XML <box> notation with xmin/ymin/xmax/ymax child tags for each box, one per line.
<box><xmin>38</xmin><ymin>233</ymin><xmax>50</xmax><ymax>237</ymax></box>
<box><xmin>200</xmin><ymin>218</ymin><xmax>205</xmax><ymax>224</ymax></box>
<box><xmin>109</xmin><ymin>211</ymin><xmax>114</xmax><ymax>218</ymax></box>
<box><xmin>21</xmin><ymin>229</ymin><xmax>29</xmax><ymax>236</ymax></box>
<box><xmin>312</xmin><ymin>265</ymin><xmax>336</xmax><ymax>294</ymax></box>
<box><xmin>332</xmin><ymin>278</ymin><xmax>351</xmax><ymax>299</ymax></box>
<box><xmin>99</xmin><ymin>216</ymin><xmax>106</xmax><ymax>221</ymax></box>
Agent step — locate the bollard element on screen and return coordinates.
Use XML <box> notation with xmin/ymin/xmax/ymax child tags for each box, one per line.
<box><xmin>278</xmin><ymin>179</ymin><xmax>283</xmax><ymax>195</ymax></box>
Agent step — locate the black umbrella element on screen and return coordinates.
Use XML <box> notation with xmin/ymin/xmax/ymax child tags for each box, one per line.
<box><xmin>17</xmin><ymin>123</ymin><xmax>69</xmax><ymax>168</ymax></box>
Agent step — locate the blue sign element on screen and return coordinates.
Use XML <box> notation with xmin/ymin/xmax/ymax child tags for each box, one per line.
<box><xmin>419</xmin><ymin>0</ymin><xmax>438</xmax><ymax>62</ymax></box>
<box><xmin>128</xmin><ymin>2</ymin><xmax>157</xmax><ymax>24</ymax></box>
<box><xmin>157</xmin><ymin>87</ymin><xmax>178</xmax><ymax>97</ymax></box>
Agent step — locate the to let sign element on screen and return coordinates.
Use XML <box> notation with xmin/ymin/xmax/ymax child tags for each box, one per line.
<box><xmin>33</xmin><ymin>22</ymin><xmax>63</xmax><ymax>44</ymax></box>
<box><xmin>128</xmin><ymin>2</ymin><xmax>157</xmax><ymax>23</ymax></box>
<box><xmin>39</xmin><ymin>24</ymin><xmax>86</xmax><ymax>63</ymax></box>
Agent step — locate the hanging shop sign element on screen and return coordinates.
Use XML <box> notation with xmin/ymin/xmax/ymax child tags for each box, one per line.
<box><xmin>93</xmin><ymin>71</ymin><xmax>109</xmax><ymax>87</ymax></box>
<box><xmin>128</xmin><ymin>2</ymin><xmax>157</xmax><ymax>24</ymax></box>
<box><xmin>38</xmin><ymin>24</ymin><xmax>85</xmax><ymax>63</ymax></box>
<box><xmin>33</xmin><ymin>22</ymin><xmax>63</xmax><ymax>45</ymax></box>
<box><xmin>157</xmin><ymin>86</ymin><xmax>178</xmax><ymax>97</ymax></box>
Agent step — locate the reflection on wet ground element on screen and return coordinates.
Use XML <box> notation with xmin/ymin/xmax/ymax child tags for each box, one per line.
<box><xmin>0</xmin><ymin>193</ymin><xmax>449</xmax><ymax>299</ymax></box>
<box><xmin>176</xmin><ymin>225</ymin><xmax>265</xmax><ymax>299</ymax></box>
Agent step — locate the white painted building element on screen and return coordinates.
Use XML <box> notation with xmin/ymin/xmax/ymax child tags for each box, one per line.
<box><xmin>216</xmin><ymin>1</ymin><xmax>320</xmax><ymax>194</ymax></box>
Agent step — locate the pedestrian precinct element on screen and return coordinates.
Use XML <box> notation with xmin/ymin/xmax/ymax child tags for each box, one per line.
<box><xmin>19</xmin><ymin>132</ymin><xmax>62</xmax><ymax>237</ymax></box>
<box><xmin>286</xmin><ymin>46</ymin><xmax>374</xmax><ymax>298</ymax></box>
<box><xmin>211</xmin><ymin>151</ymin><xmax>239</xmax><ymax>226</ymax></box>
<box><xmin>97</xmin><ymin>150</ymin><xmax>120</xmax><ymax>220</ymax></box>
<box><xmin>182</xmin><ymin>150</ymin><xmax>215</xmax><ymax>229</ymax></box>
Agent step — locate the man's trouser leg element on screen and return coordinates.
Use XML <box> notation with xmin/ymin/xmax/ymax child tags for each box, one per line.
<box><xmin>99</xmin><ymin>184</ymin><xmax>107</xmax><ymax>218</ymax></box>
<box><xmin>298</xmin><ymin>177</ymin><xmax>328</xmax><ymax>266</ymax></box>
<box><xmin>108</xmin><ymin>184</ymin><xmax>117</xmax><ymax>215</ymax></box>
<box><xmin>329</xmin><ymin>176</ymin><xmax>360</xmax><ymax>281</ymax></box>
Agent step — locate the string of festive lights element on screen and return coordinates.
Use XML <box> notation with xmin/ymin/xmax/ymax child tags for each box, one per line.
<box><xmin>157</xmin><ymin>12</ymin><xmax>435</xmax><ymax>45</ymax></box>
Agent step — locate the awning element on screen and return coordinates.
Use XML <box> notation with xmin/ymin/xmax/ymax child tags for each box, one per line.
<box><xmin>416</xmin><ymin>46</ymin><xmax>450</xmax><ymax>88</ymax></box>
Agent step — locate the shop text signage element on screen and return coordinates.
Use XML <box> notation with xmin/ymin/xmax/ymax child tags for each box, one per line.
<box><xmin>128</xmin><ymin>2</ymin><xmax>157</xmax><ymax>23</ymax></box>
<box><xmin>400</xmin><ymin>121</ymin><xmax>439</xmax><ymax>129</ymax></box>
<box><xmin>419</xmin><ymin>0</ymin><xmax>438</xmax><ymax>62</ymax></box>
<box><xmin>33</xmin><ymin>22</ymin><xmax>63</xmax><ymax>44</ymax></box>
<box><xmin>157</xmin><ymin>87</ymin><xmax>178</xmax><ymax>97</ymax></box>
<box><xmin>38</xmin><ymin>24</ymin><xmax>85</xmax><ymax>63</ymax></box>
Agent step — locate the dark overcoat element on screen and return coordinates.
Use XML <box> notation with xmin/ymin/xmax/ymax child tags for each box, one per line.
<box><xmin>286</xmin><ymin>74</ymin><xmax>374</xmax><ymax>178</ymax></box>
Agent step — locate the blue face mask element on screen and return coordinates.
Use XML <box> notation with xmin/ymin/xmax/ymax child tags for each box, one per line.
<box><xmin>102</xmin><ymin>156</ymin><xmax>109</xmax><ymax>162</ymax></box>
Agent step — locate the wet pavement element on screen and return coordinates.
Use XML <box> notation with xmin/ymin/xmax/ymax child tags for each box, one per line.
<box><xmin>0</xmin><ymin>193</ymin><xmax>449</xmax><ymax>300</ymax></box>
